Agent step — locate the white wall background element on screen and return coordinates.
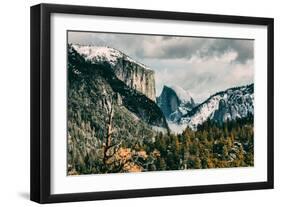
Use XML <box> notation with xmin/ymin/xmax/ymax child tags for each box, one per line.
<box><xmin>0</xmin><ymin>0</ymin><xmax>279</xmax><ymax>206</ymax></box>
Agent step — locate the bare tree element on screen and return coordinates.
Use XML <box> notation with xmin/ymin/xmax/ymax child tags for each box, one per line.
<box><xmin>101</xmin><ymin>96</ymin><xmax>122</xmax><ymax>172</ymax></box>
<box><xmin>100</xmin><ymin>95</ymin><xmax>154</xmax><ymax>173</ymax></box>
<box><xmin>103</xmin><ymin>97</ymin><xmax>114</xmax><ymax>163</ymax></box>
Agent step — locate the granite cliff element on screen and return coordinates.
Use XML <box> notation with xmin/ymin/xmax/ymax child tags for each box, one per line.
<box><xmin>72</xmin><ymin>44</ymin><xmax>156</xmax><ymax>101</ymax></box>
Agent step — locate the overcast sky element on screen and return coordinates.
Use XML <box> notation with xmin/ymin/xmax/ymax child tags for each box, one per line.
<box><xmin>68</xmin><ymin>31</ymin><xmax>254</xmax><ymax>103</ymax></box>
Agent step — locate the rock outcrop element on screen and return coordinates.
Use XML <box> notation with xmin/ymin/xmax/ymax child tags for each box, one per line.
<box><xmin>157</xmin><ymin>85</ymin><xmax>195</xmax><ymax>120</ymax></box>
<box><xmin>114</xmin><ymin>60</ymin><xmax>156</xmax><ymax>101</ymax></box>
<box><xmin>72</xmin><ymin>44</ymin><xmax>156</xmax><ymax>101</ymax></box>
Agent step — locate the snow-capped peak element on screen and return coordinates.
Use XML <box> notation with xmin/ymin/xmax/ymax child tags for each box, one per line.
<box><xmin>72</xmin><ymin>44</ymin><xmax>122</xmax><ymax>64</ymax></box>
<box><xmin>71</xmin><ymin>44</ymin><xmax>152</xmax><ymax>71</ymax></box>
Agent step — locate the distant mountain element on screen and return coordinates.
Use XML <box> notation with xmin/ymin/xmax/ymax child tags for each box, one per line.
<box><xmin>180</xmin><ymin>84</ymin><xmax>254</xmax><ymax>130</ymax></box>
<box><xmin>72</xmin><ymin>44</ymin><xmax>156</xmax><ymax>101</ymax></box>
<box><xmin>157</xmin><ymin>84</ymin><xmax>254</xmax><ymax>133</ymax></box>
<box><xmin>157</xmin><ymin>85</ymin><xmax>196</xmax><ymax>122</ymax></box>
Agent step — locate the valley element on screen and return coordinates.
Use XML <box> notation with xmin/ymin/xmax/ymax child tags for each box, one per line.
<box><xmin>67</xmin><ymin>44</ymin><xmax>254</xmax><ymax>175</ymax></box>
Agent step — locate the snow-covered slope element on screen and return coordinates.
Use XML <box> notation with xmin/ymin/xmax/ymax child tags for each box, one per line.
<box><xmin>181</xmin><ymin>84</ymin><xmax>254</xmax><ymax>130</ymax></box>
<box><xmin>72</xmin><ymin>44</ymin><xmax>152</xmax><ymax>70</ymax></box>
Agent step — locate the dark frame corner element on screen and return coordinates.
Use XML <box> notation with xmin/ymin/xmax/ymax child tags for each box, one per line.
<box><xmin>30</xmin><ymin>3</ymin><xmax>274</xmax><ymax>204</ymax></box>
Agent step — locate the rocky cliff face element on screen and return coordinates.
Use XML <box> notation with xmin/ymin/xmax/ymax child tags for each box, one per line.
<box><xmin>72</xmin><ymin>44</ymin><xmax>156</xmax><ymax>101</ymax></box>
<box><xmin>157</xmin><ymin>86</ymin><xmax>181</xmax><ymax>118</ymax></box>
<box><xmin>114</xmin><ymin>60</ymin><xmax>156</xmax><ymax>101</ymax></box>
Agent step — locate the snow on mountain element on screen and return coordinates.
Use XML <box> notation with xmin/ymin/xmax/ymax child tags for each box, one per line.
<box><xmin>71</xmin><ymin>44</ymin><xmax>151</xmax><ymax>70</ymax></box>
<box><xmin>158</xmin><ymin>84</ymin><xmax>254</xmax><ymax>133</ymax></box>
<box><xmin>181</xmin><ymin>84</ymin><xmax>254</xmax><ymax>130</ymax></box>
<box><xmin>72</xmin><ymin>45</ymin><xmax>120</xmax><ymax>64</ymax></box>
<box><xmin>179</xmin><ymin>95</ymin><xmax>223</xmax><ymax>130</ymax></box>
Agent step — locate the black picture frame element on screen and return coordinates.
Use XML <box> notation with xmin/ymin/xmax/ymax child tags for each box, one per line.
<box><xmin>30</xmin><ymin>3</ymin><xmax>274</xmax><ymax>204</ymax></box>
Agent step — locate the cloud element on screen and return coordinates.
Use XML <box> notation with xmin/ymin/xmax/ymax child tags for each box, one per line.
<box><xmin>68</xmin><ymin>31</ymin><xmax>254</xmax><ymax>102</ymax></box>
<box><xmin>68</xmin><ymin>31</ymin><xmax>253</xmax><ymax>63</ymax></box>
<box><xmin>150</xmin><ymin>57</ymin><xmax>253</xmax><ymax>102</ymax></box>
<box><xmin>137</xmin><ymin>37</ymin><xmax>253</xmax><ymax>64</ymax></box>
<box><xmin>198</xmin><ymin>39</ymin><xmax>254</xmax><ymax>63</ymax></box>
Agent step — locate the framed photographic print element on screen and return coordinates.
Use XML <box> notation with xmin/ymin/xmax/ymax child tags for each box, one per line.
<box><xmin>30</xmin><ymin>3</ymin><xmax>274</xmax><ymax>203</ymax></box>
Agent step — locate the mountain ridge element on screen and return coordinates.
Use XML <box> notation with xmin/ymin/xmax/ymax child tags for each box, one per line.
<box><xmin>181</xmin><ymin>83</ymin><xmax>254</xmax><ymax>130</ymax></box>
<box><xmin>71</xmin><ymin>44</ymin><xmax>156</xmax><ymax>101</ymax></box>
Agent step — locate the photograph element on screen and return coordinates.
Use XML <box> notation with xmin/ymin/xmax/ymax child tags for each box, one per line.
<box><xmin>28</xmin><ymin>2</ymin><xmax>274</xmax><ymax>203</ymax></box>
<box><xmin>66</xmin><ymin>31</ymin><xmax>254</xmax><ymax>175</ymax></box>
